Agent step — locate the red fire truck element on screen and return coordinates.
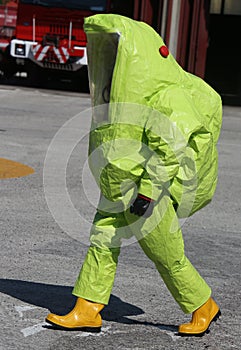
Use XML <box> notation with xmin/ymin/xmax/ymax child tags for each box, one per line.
<box><xmin>0</xmin><ymin>1</ymin><xmax>17</xmax><ymax>75</ymax></box>
<box><xmin>1</xmin><ymin>0</ymin><xmax>111</xmax><ymax>83</ymax></box>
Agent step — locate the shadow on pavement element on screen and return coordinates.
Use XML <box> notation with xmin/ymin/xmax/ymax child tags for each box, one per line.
<box><xmin>0</xmin><ymin>278</ymin><xmax>142</xmax><ymax>319</ymax></box>
<box><xmin>0</xmin><ymin>278</ymin><xmax>178</xmax><ymax>332</ymax></box>
<box><xmin>0</xmin><ymin>72</ymin><xmax>90</xmax><ymax>94</ymax></box>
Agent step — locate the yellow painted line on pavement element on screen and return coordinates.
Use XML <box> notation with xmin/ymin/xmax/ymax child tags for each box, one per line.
<box><xmin>0</xmin><ymin>158</ymin><xmax>35</xmax><ymax>179</ymax></box>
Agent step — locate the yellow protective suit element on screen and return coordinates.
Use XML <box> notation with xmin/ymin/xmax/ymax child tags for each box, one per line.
<box><xmin>73</xmin><ymin>14</ymin><xmax>222</xmax><ymax>314</ymax></box>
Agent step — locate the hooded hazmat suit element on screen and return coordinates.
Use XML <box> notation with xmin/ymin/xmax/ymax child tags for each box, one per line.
<box><xmin>73</xmin><ymin>14</ymin><xmax>222</xmax><ymax>314</ymax></box>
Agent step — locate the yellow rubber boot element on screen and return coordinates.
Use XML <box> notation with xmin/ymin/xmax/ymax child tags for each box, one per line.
<box><xmin>45</xmin><ymin>297</ymin><xmax>104</xmax><ymax>332</ymax></box>
<box><xmin>178</xmin><ymin>298</ymin><xmax>221</xmax><ymax>336</ymax></box>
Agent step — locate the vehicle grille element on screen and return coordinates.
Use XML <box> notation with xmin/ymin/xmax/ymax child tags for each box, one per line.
<box><xmin>42</xmin><ymin>62</ymin><xmax>73</xmax><ymax>70</ymax></box>
<box><xmin>49</xmin><ymin>24</ymin><xmax>69</xmax><ymax>35</ymax></box>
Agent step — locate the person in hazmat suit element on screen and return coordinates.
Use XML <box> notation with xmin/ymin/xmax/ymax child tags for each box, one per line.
<box><xmin>46</xmin><ymin>14</ymin><xmax>222</xmax><ymax>336</ymax></box>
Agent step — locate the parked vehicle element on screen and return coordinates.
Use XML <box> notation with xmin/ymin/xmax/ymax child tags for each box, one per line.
<box><xmin>1</xmin><ymin>0</ymin><xmax>111</xmax><ymax>85</ymax></box>
<box><xmin>0</xmin><ymin>1</ymin><xmax>17</xmax><ymax>77</ymax></box>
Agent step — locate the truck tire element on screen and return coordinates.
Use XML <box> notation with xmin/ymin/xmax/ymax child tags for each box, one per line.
<box><xmin>1</xmin><ymin>46</ymin><xmax>18</xmax><ymax>79</ymax></box>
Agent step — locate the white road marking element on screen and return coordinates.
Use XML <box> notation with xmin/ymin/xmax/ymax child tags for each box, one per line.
<box><xmin>15</xmin><ymin>305</ymin><xmax>47</xmax><ymax>337</ymax></box>
<box><xmin>74</xmin><ymin>326</ymin><xmax>112</xmax><ymax>338</ymax></box>
<box><xmin>154</xmin><ymin>324</ymin><xmax>179</xmax><ymax>342</ymax></box>
<box><xmin>164</xmin><ymin>330</ymin><xmax>179</xmax><ymax>341</ymax></box>
<box><xmin>21</xmin><ymin>322</ymin><xmax>47</xmax><ymax>337</ymax></box>
<box><xmin>15</xmin><ymin>305</ymin><xmax>38</xmax><ymax>317</ymax></box>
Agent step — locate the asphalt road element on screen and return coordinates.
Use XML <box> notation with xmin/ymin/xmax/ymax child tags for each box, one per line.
<box><xmin>0</xmin><ymin>85</ymin><xmax>240</xmax><ymax>350</ymax></box>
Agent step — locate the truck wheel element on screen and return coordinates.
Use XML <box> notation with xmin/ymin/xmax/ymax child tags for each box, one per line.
<box><xmin>72</xmin><ymin>67</ymin><xmax>89</xmax><ymax>93</ymax></box>
<box><xmin>27</xmin><ymin>64</ymin><xmax>48</xmax><ymax>87</ymax></box>
<box><xmin>0</xmin><ymin>52</ymin><xmax>4</xmax><ymax>78</ymax></box>
<box><xmin>1</xmin><ymin>46</ymin><xmax>18</xmax><ymax>79</ymax></box>
<box><xmin>0</xmin><ymin>51</ymin><xmax>4</xmax><ymax>64</ymax></box>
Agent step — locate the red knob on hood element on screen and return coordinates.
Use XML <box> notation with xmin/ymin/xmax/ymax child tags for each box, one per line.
<box><xmin>159</xmin><ymin>45</ymin><xmax>169</xmax><ymax>58</ymax></box>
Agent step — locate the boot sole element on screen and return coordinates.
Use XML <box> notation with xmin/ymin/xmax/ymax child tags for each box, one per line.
<box><xmin>178</xmin><ymin>309</ymin><xmax>221</xmax><ymax>337</ymax></box>
<box><xmin>45</xmin><ymin>318</ymin><xmax>101</xmax><ymax>333</ymax></box>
